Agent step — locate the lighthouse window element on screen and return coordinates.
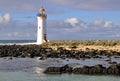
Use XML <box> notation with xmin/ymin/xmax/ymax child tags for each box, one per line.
<box><xmin>39</xmin><ymin>27</ymin><xmax>41</xmax><ymax>29</ymax></box>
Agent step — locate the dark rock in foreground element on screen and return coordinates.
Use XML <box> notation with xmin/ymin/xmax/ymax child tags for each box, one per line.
<box><xmin>0</xmin><ymin>45</ymin><xmax>120</xmax><ymax>59</ymax></box>
<box><xmin>44</xmin><ymin>64</ymin><xmax>120</xmax><ymax>75</ymax></box>
<box><xmin>44</xmin><ymin>64</ymin><xmax>72</xmax><ymax>74</ymax></box>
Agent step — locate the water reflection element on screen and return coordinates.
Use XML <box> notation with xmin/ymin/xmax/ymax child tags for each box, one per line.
<box><xmin>0</xmin><ymin>58</ymin><xmax>120</xmax><ymax>81</ymax></box>
<box><xmin>34</xmin><ymin>67</ymin><xmax>45</xmax><ymax>74</ymax></box>
<box><xmin>0</xmin><ymin>57</ymin><xmax>120</xmax><ymax>71</ymax></box>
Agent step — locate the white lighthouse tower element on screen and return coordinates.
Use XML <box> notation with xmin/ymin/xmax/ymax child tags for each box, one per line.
<box><xmin>37</xmin><ymin>7</ymin><xmax>47</xmax><ymax>44</ymax></box>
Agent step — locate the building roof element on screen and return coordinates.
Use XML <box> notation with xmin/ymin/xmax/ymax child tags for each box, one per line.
<box><xmin>39</xmin><ymin>7</ymin><xmax>45</xmax><ymax>12</ymax></box>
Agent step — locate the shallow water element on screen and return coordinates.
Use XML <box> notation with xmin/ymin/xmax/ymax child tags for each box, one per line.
<box><xmin>0</xmin><ymin>58</ymin><xmax>120</xmax><ymax>81</ymax></box>
<box><xmin>0</xmin><ymin>40</ymin><xmax>36</xmax><ymax>45</ymax></box>
<box><xmin>0</xmin><ymin>71</ymin><xmax>120</xmax><ymax>81</ymax></box>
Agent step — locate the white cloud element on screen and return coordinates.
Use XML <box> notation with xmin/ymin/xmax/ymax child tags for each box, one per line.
<box><xmin>65</xmin><ymin>18</ymin><xmax>79</xmax><ymax>26</ymax></box>
<box><xmin>91</xmin><ymin>18</ymin><xmax>117</xmax><ymax>28</ymax></box>
<box><xmin>48</xmin><ymin>18</ymin><xmax>86</xmax><ymax>33</ymax></box>
<box><xmin>0</xmin><ymin>13</ymin><xmax>10</xmax><ymax>24</ymax></box>
<box><xmin>64</xmin><ymin>18</ymin><xmax>80</xmax><ymax>32</ymax></box>
<box><xmin>3</xmin><ymin>13</ymin><xmax>10</xmax><ymax>22</ymax></box>
<box><xmin>104</xmin><ymin>21</ymin><xmax>113</xmax><ymax>28</ymax></box>
<box><xmin>0</xmin><ymin>17</ymin><xmax>37</xmax><ymax>40</ymax></box>
<box><xmin>49</xmin><ymin>17</ymin><xmax>119</xmax><ymax>33</ymax></box>
<box><xmin>0</xmin><ymin>15</ymin><xmax>120</xmax><ymax>40</ymax></box>
<box><xmin>47</xmin><ymin>17</ymin><xmax>120</xmax><ymax>39</ymax></box>
<box><xmin>92</xmin><ymin>18</ymin><xmax>105</xmax><ymax>26</ymax></box>
<box><xmin>64</xmin><ymin>18</ymin><xmax>88</xmax><ymax>32</ymax></box>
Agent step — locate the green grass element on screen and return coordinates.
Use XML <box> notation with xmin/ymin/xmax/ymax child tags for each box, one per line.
<box><xmin>42</xmin><ymin>40</ymin><xmax>120</xmax><ymax>46</ymax></box>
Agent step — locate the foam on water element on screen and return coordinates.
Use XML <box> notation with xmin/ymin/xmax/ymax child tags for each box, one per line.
<box><xmin>0</xmin><ymin>40</ymin><xmax>36</xmax><ymax>45</ymax></box>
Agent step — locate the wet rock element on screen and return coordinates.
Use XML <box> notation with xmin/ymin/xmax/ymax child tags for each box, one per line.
<box><xmin>107</xmin><ymin>64</ymin><xmax>119</xmax><ymax>75</ymax></box>
<box><xmin>39</xmin><ymin>56</ymin><xmax>46</xmax><ymax>60</ymax></box>
<box><xmin>9</xmin><ymin>57</ymin><xmax>13</xmax><ymax>60</ymax></box>
<box><xmin>73</xmin><ymin>68</ymin><xmax>82</xmax><ymax>74</ymax></box>
<box><xmin>44</xmin><ymin>67</ymin><xmax>61</xmax><ymax>74</ymax></box>
<box><xmin>60</xmin><ymin>64</ymin><xmax>69</xmax><ymax>73</ymax></box>
<box><xmin>44</xmin><ymin>64</ymin><xmax>120</xmax><ymax>75</ymax></box>
<box><xmin>108</xmin><ymin>62</ymin><xmax>117</xmax><ymax>64</ymax></box>
<box><xmin>80</xmin><ymin>66</ymin><xmax>89</xmax><ymax>74</ymax></box>
<box><xmin>44</xmin><ymin>64</ymin><xmax>70</xmax><ymax>74</ymax></box>
<box><xmin>89</xmin><ymin>64</ymin><xmax>105</xmax><ymax>74</ymax></box>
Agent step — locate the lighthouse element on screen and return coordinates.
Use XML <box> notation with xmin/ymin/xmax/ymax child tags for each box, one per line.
<box><xmin>37</xmin><ymin>7</ymin><xmax>47</xmax><ymax>44</ymax></box>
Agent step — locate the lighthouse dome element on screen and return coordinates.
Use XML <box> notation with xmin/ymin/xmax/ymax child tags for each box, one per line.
<box><xmin>39</xmin><ymin>7</ymin><xmax>45</xmax><ymax>11</ymax></box>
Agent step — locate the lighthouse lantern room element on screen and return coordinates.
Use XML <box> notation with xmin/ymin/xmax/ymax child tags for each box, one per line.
<box><xmin>37</xmin><ymin>7</ymin><xmax>47</xmax><ymax>44</ymax></box>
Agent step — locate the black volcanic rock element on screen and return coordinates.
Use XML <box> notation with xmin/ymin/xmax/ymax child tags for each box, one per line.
<box><xmin>0</xmin><ymin>45</ymin><xmax>120</xmax><ymax>59</ymax></box>
<box><xmin>44</xmin><ymin>64</ymin><xmax>120</xmax><ymax>75</ymax></box>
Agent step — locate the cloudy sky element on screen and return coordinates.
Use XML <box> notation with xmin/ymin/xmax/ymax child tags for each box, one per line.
<box><xmin>0</xmin><ymin>0</ymin><xmax>120</xmax><ymax>40</ymax></box>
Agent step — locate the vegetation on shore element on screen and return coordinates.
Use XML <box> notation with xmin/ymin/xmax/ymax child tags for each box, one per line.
<box><xmin>0</xmin><ymin>40</ymin><xmax>120</xmax><ymax>58</ymax></box>
<box><xmin>43</xmin><ymin>40</ymin><xmax>120</xmax><ymax>46</ymax></box>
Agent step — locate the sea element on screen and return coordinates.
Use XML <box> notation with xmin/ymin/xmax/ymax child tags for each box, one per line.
<box><xmin>0</xmin><ymin>40</ymin><xmax>120</xmax><ymax>81</ymax></box>
<box><xmin>0</xmin><ymin>40</ymin><xmax>36</xmax><ymax>45</ymax></box>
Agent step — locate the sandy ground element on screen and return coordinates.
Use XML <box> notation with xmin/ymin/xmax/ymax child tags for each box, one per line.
<box><xmin>50</xmin><ymin>45</ymin><xmax>120</xmax><ymax>52</ymax></box>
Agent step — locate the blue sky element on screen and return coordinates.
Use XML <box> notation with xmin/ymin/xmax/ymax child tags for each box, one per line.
<box><xmin>0</xmin><ymin>0</ymin><xmax>120</xmax><ymax>40</ymax></box>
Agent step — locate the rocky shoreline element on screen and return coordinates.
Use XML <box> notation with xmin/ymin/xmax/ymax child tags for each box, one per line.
<box><xmin>0</xmin><ymin>45</ymin><xmax>120</xmax><ymax>58</ymax></box>
<box><xmin>0</xmin><ymin>44</ymin><xmax>120</xmax><ymax>75</ymax></box>
<box><xmin>44</xmin><ymin>64</ymin><xmax>120</xmax><ymax>75</ymax></box>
